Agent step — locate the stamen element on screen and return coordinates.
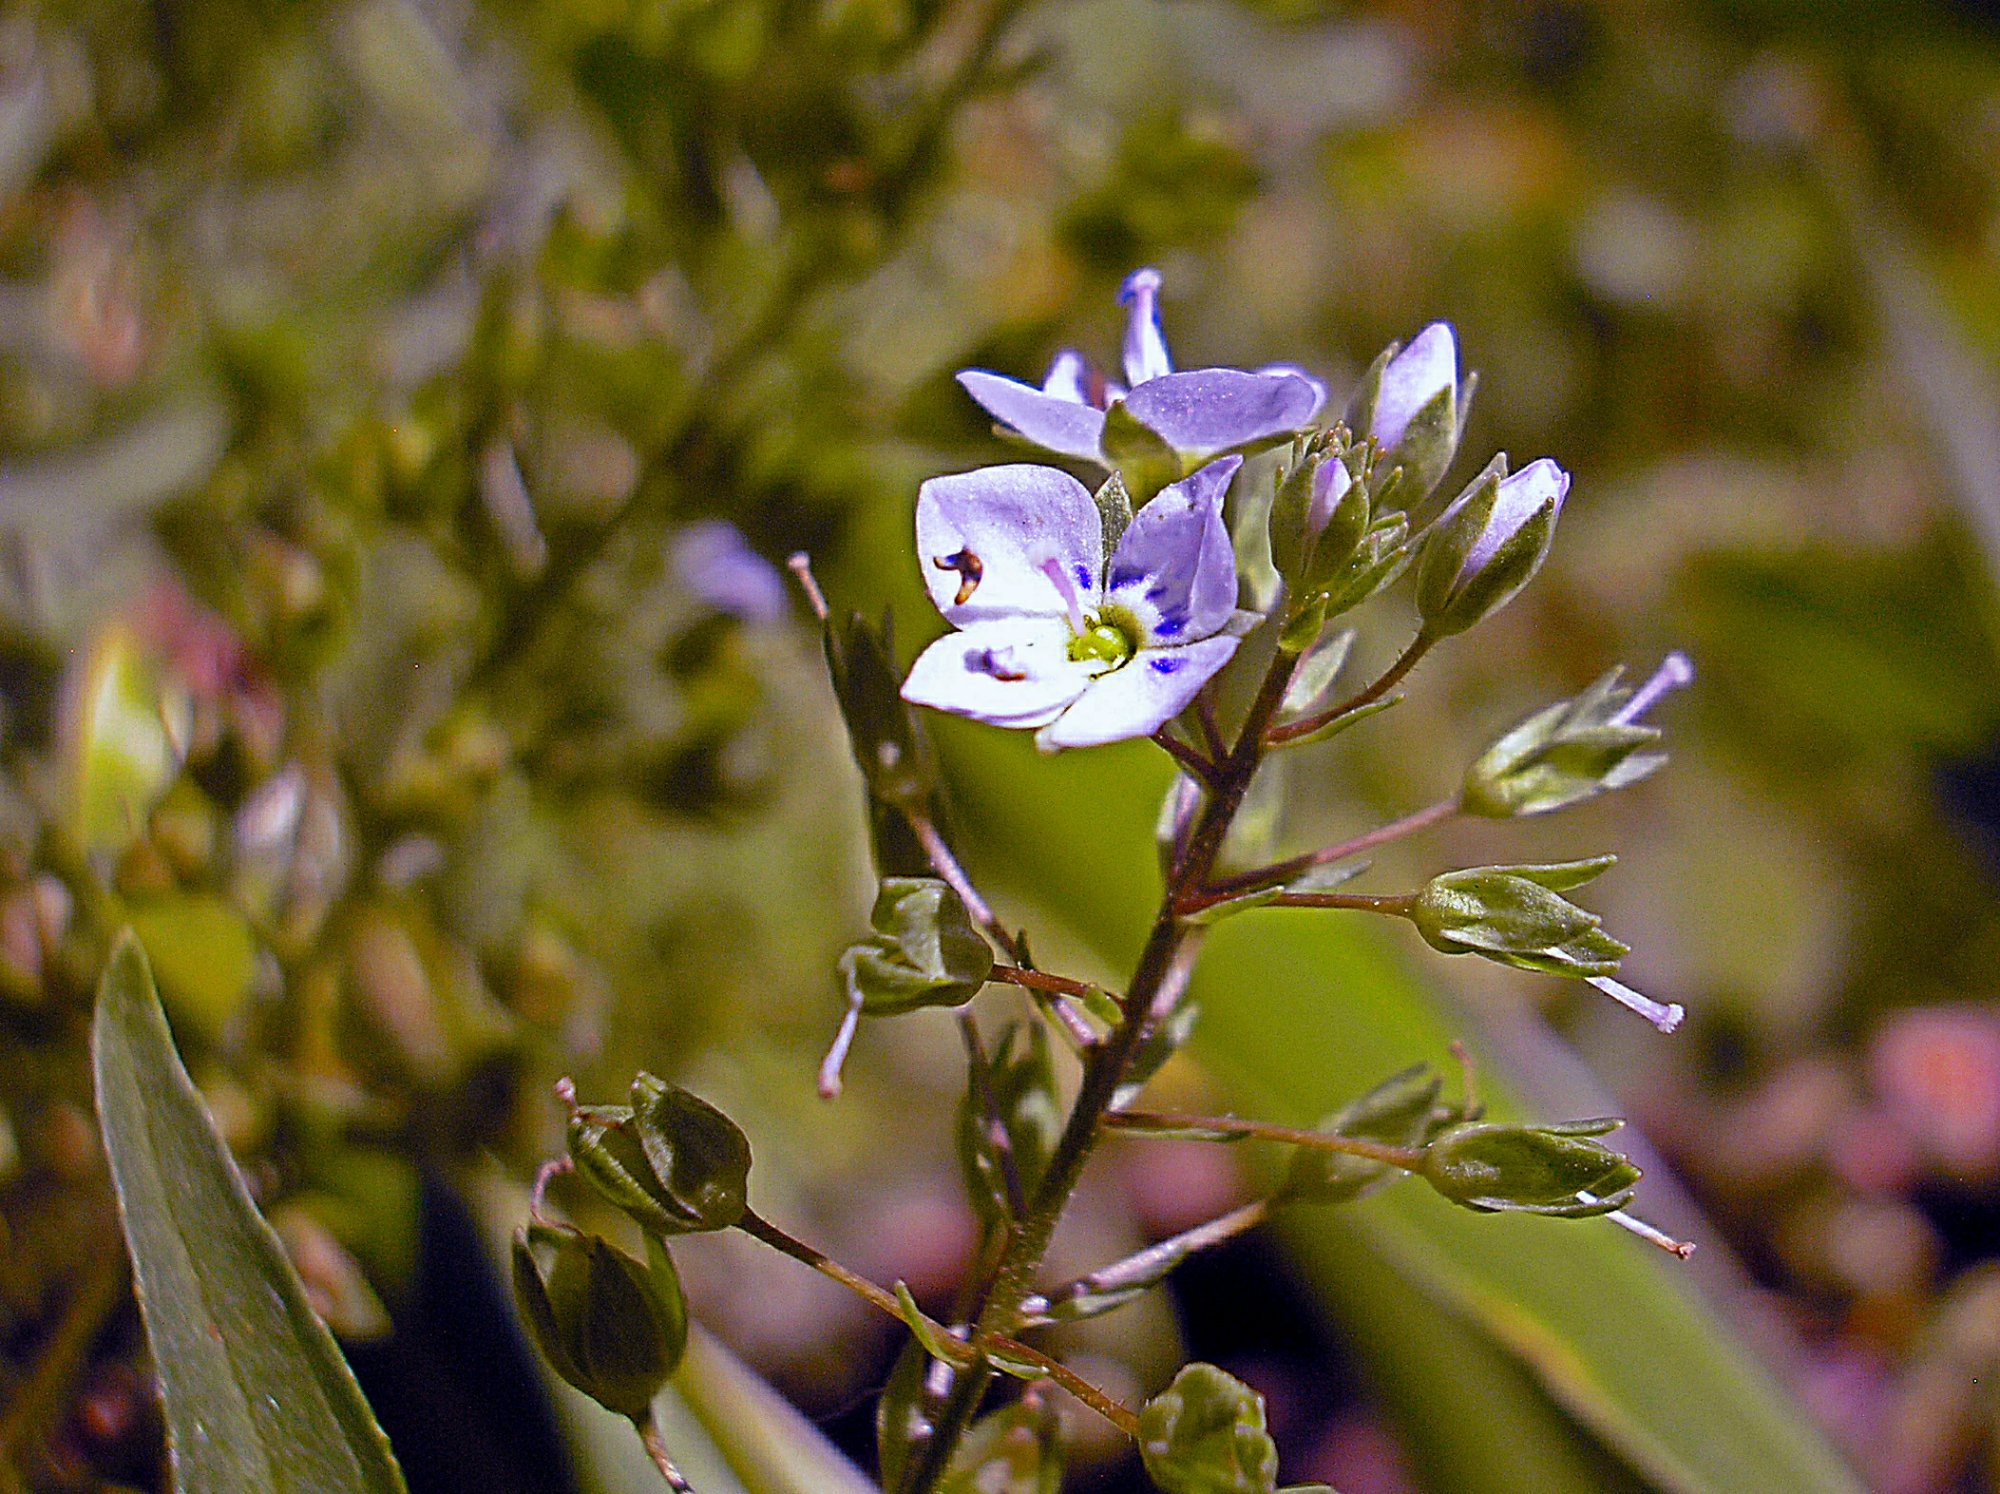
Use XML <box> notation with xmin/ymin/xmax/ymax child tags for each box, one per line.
<box><xmin>932</xmin><ymin>549</ymin><xmax>984</xmax><ymax>606</ymax></box>
<box><xmin>972</xmin><ymin>647</ymin><xmax>1028</xmax><ymax>683</ymax></box>
<box><xmin>1587</xmin><ymin>975</ymin><xmax>1685</xmax><ymax>1034</ymax></box>
<box><xmin>1611</xmin><ymin>650</ymin><xmax>1694</xmax><ymax>726</ymax></box>
<box><xmin>1042</xmin><ymin>557</ymin><xmax>1088</xmax><ymax>634</ymax></box>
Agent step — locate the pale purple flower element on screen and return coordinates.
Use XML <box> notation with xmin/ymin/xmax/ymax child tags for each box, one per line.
<box><xmin>672</xmin><ymin>520</ymin><xmax>788</xmax><ymax>623</ymax></box>
<box><xmin>1369</xmin><ymin>322</ymin><xmax>1458</xmax><ymax>452</ymax></box>
<box><xmin>901</xmin><ymin>457</ymin><xmax>1257</xmax><ymax>750</ymax></box>
<box><xmin>957</xmin><ymin>269</ymin><xmax>1325</xmax><ymax>468</ymax></box>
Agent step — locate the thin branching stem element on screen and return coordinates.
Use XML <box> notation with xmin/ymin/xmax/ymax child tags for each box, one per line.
<box><xmin>1187</xmin><ymin>795</ymin><xmax>1459</xmax><ymax>910</ymax></box>
<box><xmin>1264</xmin><ymin>890</ymin><xmax>1414</xmax><ymax>913</ymax></box>
<box><xmin>1104</xmin><ymin>1111</ymin><xmax>1428</xmax><ymax>1171</ymax></box>
<box><xmin>911</xmin><ymin>813</ymin><xmax>1023</xmax><ymax>963</ymax></box>
<box><xmin>1151</xmin><ymin>726</ymin><xmax>1223</xmax><ymax>788</ymax></box>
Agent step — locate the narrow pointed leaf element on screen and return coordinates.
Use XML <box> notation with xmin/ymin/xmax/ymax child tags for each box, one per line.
<box><xmin>92</xmin><ymin>931</ymin><xmax>408</xmax><ymax>1494</ymax></box>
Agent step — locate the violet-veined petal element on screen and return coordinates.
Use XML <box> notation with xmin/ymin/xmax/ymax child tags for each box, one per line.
<box><xmin>1120</xmin><ymin>368</ymin><xmax>1321</xmax><ymax>459</ymax></box>
<box><xmin>916</xmin><ymin>464</ymin><xmax>1104</xmax><ymax>624</ymax></box>
<box><xmin>1119</xmin><ymin>268</ymin><xmax>1172</xmax><ymax>386</ymax></box>
<box><xmin>1372</xmin><ymin>322</ymin><xmax>1457</xmax><ymax>451</ymax></box>
<box><xmin>1104</xmin><ymin>457</ymin><xmax>1241</xmax><ymax>644</ymax></box>
<box><xmin>958</xmin><ymin>371</ymin><xmax>1109</xmax><ymax>462</ymax></box>
<box><xmin>1037</xmin><ymin>635</ymin><xmax>1240</xmax><ymax>750</ymax></box>
<box><xmin>902</xmin><ymin>616</ymin><xmax>1096</xmax><ymax>728</ymax></box>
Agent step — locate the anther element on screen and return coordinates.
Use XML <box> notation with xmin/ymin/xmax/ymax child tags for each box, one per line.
<box><xmin>933</xmin><ymin>549</ymin><xmax>983</xmax><ymax>606</ymax></box>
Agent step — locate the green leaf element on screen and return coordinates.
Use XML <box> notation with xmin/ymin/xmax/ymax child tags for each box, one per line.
<box><xmin>957</xmin><ymin>1020</ymin><xmax>1064</xmax><ymax>1222</ymax></box>
<box><xmin>877</xmin><ymin>1333</ymin><xmax>946</xmax><ymax>1492</ymax></box>
<box><xmin>1138</xmin><ymin>1362</ymin><xmax>1278</xmax><ymax>1494</ymax></box>
<box><xmin>91</xmin><ymin>931</ymin><xmax>408</xmax><ymax>1494</ymax></box>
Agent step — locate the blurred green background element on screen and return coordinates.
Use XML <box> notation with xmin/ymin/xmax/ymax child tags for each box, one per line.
<box><xmin>1</xmin><ymin>0</ymin><xmax>1998</xmax><ymax>1490</ymax></box>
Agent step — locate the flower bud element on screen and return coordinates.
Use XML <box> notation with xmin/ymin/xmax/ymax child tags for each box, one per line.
<box><xmin>1415</xmin><ymin>457</ymin><xmax>1568</xmax><ymax>637</ymax></box>
<box><xmin>1348</xmin><ymin>323</ymin><xmax>1464</xmax><ymax>505</ymax></box>
<box><xmin>512</xmin><ymin>1222</ymin><xmax>688</xmax><ymax>1422</ymax></box>
<box><xmin>1407</xmin><ymin>858</ymin><xmax>1628</xmax><ymax>978</ymax></box>
<box><xmin>1420</xmin><ymin>1119</ymin><xmax>1642</xmax><ymax>1216</ymax></box>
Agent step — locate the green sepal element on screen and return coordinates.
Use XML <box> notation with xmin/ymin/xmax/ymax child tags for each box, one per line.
<box><xmin>1095</xmin><ymin>470</ymin><xmax>1135</xmax><ymax>555</ymax></box>
<box><xmin>1138</xmin><ymin>1362</ymin><xmax>1280</xmax><ymax>1494</ymax></box>
<box><xmin>1414</xmin><ymin>454</ymin><xmax>1561</xmax><ymax>638</ymax></box>
<box><xmin>1369</xmin><ymin>378</ymin><xmax>1459</xmax><ymax>511</ymax></box>
<box><xmin>841</xmin><ymin>877</ymin><xmax>995</xmax><ymax>1015</ymax></box>
<box><xmin>1421</xmin><ymin>1119</ymin><xmax>1642</xmax><ymax>1217</ymax></box>
<box><xmin>511</xmin><ymin>1221</ymin><xmax>688</xmax><ymax>1422</ymax></box>
<box><xmin>1284</xmin><ymin>1064</ymin><xmax>1453</xmax><ymax>1205</ymax></box>
<box><xmin>629</xmin><ymin>1073</ymin><xmax>753</xmax><ymax>1232</ymax></box>
<box><xmin>1102</xmin><ymin>401</ymin><xmax>1184</xmax><ymax>506</ymax></box>
<box><xmin>957</xmin><ymin>1020</ymin><xmax>1064</xmax><ymax>1223</ymax></box>
<box><xmin>940</xmin><ymin>1394</ymin><xmax>1064</xmax><ymax>1494</ymax></box>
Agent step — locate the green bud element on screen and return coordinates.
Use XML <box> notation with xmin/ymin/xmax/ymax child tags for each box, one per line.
<box><xmin>1407</xmin><ymin>859</ymin><xmax>1629</xmax><ymax>978</ymax></box>
<box><xmin>511</xmin><ymin>1222</ymin><xmax>688</xmax><ymax>1422</ymax></box>
<box><xmin>1461</xmin><ymin>657</ymin><xmax>1686</xmax><ymax>818</ymax></box>
<box><xmin>1414</xmin><ymin>457</ymin><xmax>1567</xmax><ymax>638</ymax></box>
<box><xmin>1314</xmin><ymin>512</ymin><xmax>1412</xmax><ymax>620</ymax></box>
<box><xmin>1421</xmin><ymin>1119</ymin><xmax>1642</xmax><ymax>1216</ymax></box>
<box><xmin>1139</xmin><ymin>1362</ymin><xmax>1279</xmax><ymax>1494</ymax></box>
<box><xmin>841</xmin><ymin>877</ymin><xmax>995</xmax><ymax>1015</ymax></box>
<box><xmin>1284</xmin><ymin>1064</ymin><xmax>1448</xmax><ymax>1205</ymax></box>
<box><xmin>1268</xmin><ymin>433</ymin><xmax>1370</xmax><ymax>602</ymax></box>
<box><xmin>567</xmin><ymin>1075</ymin><xmax>751</xmax><ymax>1234</ymax></box>
<box><xmin>957</xmin><ymin>1021</ymin><xmax>1064</xmax><ymax>1223</ymax></box>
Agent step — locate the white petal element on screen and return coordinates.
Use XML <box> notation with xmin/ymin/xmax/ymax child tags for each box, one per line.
<box><xmin>916</xmin><ymin>464</ymin><xmax>1104</xmax><ymax>625</ymax></box>
<box><xmin>1463</xmin><ymin>457</ymin><xmax>1567</xmax><ymax>578</ymax></box>
<box><xmin>1104</xmin><ymin>457</ymin><xmax>1240</xmax><ymax>645</ymax></box>
<box><xmin>1373</xmin><ymin>322</ymin><xmax>1456</xmax><ymax>451</ymax></box>
<box><xmin>1119</xmin><ymin>268</ymin><xmax>1173</xmax><ymax>387</ymax></box>
<box><xmin>958</xmin><ymin>371</ymin><xmax>1108</xmax><ymax>462</ymax></box>
<box><xmin>902</xmin><ymin>617</ymin><xmax>1096</xmax><ymax>728</ymax></box>
<box><xmin>1038</xmin><ymin>635</ymin><xmax>1241</xmax><ymax>750</ymax></box>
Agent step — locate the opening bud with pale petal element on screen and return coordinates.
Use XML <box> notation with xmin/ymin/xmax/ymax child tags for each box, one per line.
<box><xmin>1415</xmin><ymin>456</ymin><xmax>1568</xmax><ymax>637</ymax></box>
<box><xmin>1461</xmin><ymin>651</ymin><xmax>1693</xmax><ymax>818</ymax></box>
<box><xmin>1347</xmin><ymin>322</ymin><xmax>1467</xmax><ymax>508</ymax></box>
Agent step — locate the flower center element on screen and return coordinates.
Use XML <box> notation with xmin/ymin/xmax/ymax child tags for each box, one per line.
<box><xmin>1068</xmin><ymin>611</ymin><xmax>1138</xmax><ymax>668</ymax></box>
